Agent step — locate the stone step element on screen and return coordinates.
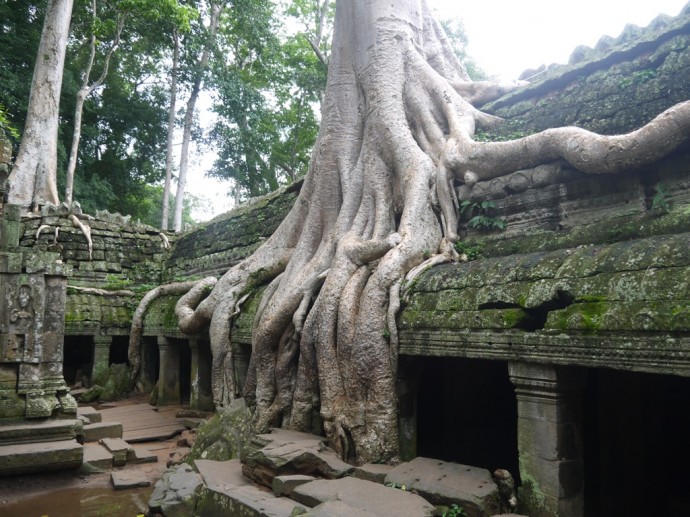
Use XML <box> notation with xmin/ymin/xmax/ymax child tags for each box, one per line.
<box><xmin>83</xmin><ymin>421</ymin><xmax>123</xmax><ymax>442</ymax></box>
<box><xmin>0</xmin><ymin>439</ymin><xmax>83</xmax><ymax>476</ymax></box>
<box><xmin>82</xmin><ymin>442</ymin><xmax>113</xmax><ymax>470</ymax></box>
<box><xmin>78</xmin><ymin>405</ymin><xmax>102</xmax><ymax>423</ymax></box>
<box><xmin>99</xmin><ymin>437</ymin><xmax>134</xmax><ymax>466</ymax></box>
<box><xmin>0</xmin><ymin>418</ymin><xmax>82</xmax><ymax>446</ymax></box>
<box><xmin>111</xmin><ymin>471</ymin><xmax>151</xmax><ymax>490</ymax></box>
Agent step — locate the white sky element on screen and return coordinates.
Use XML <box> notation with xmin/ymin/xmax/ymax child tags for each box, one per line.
<box><xmin>186</xmin><ymin>0</ymin><xmax>689</xmax><ymax>221</ymax></box>
<box><xmin>428</xmin><ymin>0</ymin><xmax>689</xmax><ymax>81</ymax></box>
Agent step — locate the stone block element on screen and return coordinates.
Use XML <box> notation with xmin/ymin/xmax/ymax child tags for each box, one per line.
<box><xmin>385</xmin><ymin>457</ymin><xmax>501</xmax><ymax>517</ymax></box>
<box><xmin>0</xmin><ymin>418</ymin><xmax>81</xmax><ymax>445</ymax></box>
<box><xmin>272</xmin><ymin>474</ymin><xmax>316</xmax><ymax>496</ymax></box>
<box><xmin>354</xmin><ymin>463</ymin><xmax>393</xmax><ymax>484</ymax></box>
<box><xmin>0</xmin><ymin>440</ymin><xmax>83</xmax><ymax>475</ymax></box>
<box><xmin>83</xmin><ymin>421</ymin><xmax>123</xmax><ymax>442</ymax></box>
<box><xmin>77</xmin><ymin>405</ymin><xmax>102</xmax><ymax>423</ymax></box>
<box><xmin>290</xmin><ymin>476</ymin><xmax>435</xmax><ymax>516</ymax></box>
<box><xmin>99</xmin><ymin>437</ymin><xmax>134</xmax><ymax>466</ymax></box>
<box><xmin>82</xmin><ymin>442</ymin><xmax>113</xmax><ymax>470</ymax></box>
<box><xmin>111</xmin><ymin>471</ymin><xmax>151</xmax><ymax>490</ymax></box>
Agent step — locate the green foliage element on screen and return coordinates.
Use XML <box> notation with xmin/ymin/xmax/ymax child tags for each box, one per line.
<box><xmin>436</xmin><ymin>503</ymin><xmax>467</xmax><ymax>517</ymax></box>
<box><xmin>460</xmin><ymin>200</ymin><xmax>506</xmax><ymax>232</ymax></box>
<box><xmin>438</xmin><ymin>17</ymin><xmax>488</xmax><ymax>81</ymax></box>
<box><xmin>0</xmin><ymin>103</ymin><xmax>19</xmax><ymax>140</ymax></box>
<box><xmin>454</xmin><ymin>239</ymin><xmax>485</xmax><ymax>261</ymax></box>
<box><xmin>104</xmin><ymin>274</ymin><xmax>133</xmax><ymax>290</ymax></box>
<box><xmin>651</xmin><ymin>182</ymin><xmax>671</xmax><ymax>215</ymax></box>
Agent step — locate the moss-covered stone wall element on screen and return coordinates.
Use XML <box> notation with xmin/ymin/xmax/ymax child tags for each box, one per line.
<box><xmin>164</xmin><ymin>182</ymin><xmax>300</xmax><ymax>282</ymax></box>
<box><xmin>399</xmin><ymin>7</ymin><xmax>690</xmax><ymax>377</ymax></box>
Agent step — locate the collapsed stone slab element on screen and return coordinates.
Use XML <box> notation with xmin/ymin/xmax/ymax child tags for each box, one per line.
<box><xmin>241</xmin><ymin>428</ymin><xmax>354</xmax><ymax>487</ymax></box>
<box><xmin>290</xmin><ymin>476</ymin><xmax>436</xmax><ymax>516</ymax></box>
<box><xmin>195</xmin><ymin>459</ymin><xmax>307</xmax><ymax>516</ymax></box>
<box><xmin>385</xmin><ymin>457</ymin><xmax>501</xmax><ymax>517</ymax></box>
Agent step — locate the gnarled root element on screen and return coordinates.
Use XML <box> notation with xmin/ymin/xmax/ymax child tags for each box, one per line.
<box><xmin>129</xmin><ymin>279</ymin><xmax>210</xmax><ymax>390</ymax></box>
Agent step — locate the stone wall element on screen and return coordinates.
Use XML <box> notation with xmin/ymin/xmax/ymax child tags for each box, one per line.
<box><xmin>164</xmin><ymin>182</ymin><xmax>300</xmax><ymax>281</ymax></box>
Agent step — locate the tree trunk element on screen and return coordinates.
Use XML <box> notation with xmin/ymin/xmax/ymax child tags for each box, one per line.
<box><xmin>175</xmin><ymin>0</ymin><xmax>690</xmax><ymax>465</ymax></box>
<box><xmin>161</xmin><ymin>28</ymin><xmax>180</xmax><ymax>231</ymax></box>
<box><xmin>172</xmin><ymin>3</ymin><xmax>222</xmax><ymax>232</ymax></box>
<box><xmin>8</xmin><ymin>0</ymin><xmax>74</xmax><ymax>209</ymax></box>
<box><xmin>64</xmin><ymin>0</ymin><xmax>124</xmax><ymax>206</ymax></box>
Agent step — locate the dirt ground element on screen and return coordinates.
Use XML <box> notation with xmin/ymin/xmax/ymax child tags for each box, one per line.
<box><xmin>0</xmin><ymin>395</ymin><xmax>196</xmax><ymax>515</ymax></box>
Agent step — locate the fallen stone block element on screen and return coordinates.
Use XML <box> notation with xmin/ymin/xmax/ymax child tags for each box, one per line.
<box><xmin>241</xmin><ymin>428</ymin><xmax>353</xmax><ymax>488</ymax></box>
<box><xmin>272</xmin><ymin>474</ymin><xmax>316</xmax><ymax>496</ymax></box>
<box><xmin>195</xmin><ymin>459</ymin><xmax>307</xmax><ymax>517</ymax></box>
<box><xmin>354</xmin><ymin>463</ymin><xmax>393</xmax><ymax>484</ymax></box>
<box><xmin>111</xmin><ymin>471</ymin><xmax>151</xmax><ymax>490</ymax></box>
<box><xmin>149</xmin><ymin>463</ymin><xmax>203</xmax><ymax>517</ymax></box>
<box><xmin>82</xmin><ymin>442</ymin><xmax>113</xmax><ymax>470</ymax></box>
<box><xmin>290</xmin><ymin>476</ymin><xmax>435</xmax><ymax>516</ymax></box>
<box><xmin>100</xmin><ymin>437</ymin><xmax>134</xmax><ymax>466</ymax></box>
<box><xmin>130</xmin><ymin>445</ymin><xmax>158</xmax><ymax>464</ymax></box>
<box><xmin>385</xmin><ymin>457</ymin><xmax>501</xmax><ymax>517</ymax></box>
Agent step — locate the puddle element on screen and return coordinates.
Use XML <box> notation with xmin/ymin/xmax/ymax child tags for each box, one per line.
<box><xmin>2</xmin><ymin>486</ymin><xmax>152</xmax><ymax>517</ymax></box>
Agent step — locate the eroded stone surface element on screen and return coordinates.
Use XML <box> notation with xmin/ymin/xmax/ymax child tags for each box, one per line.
<box><xmin>290</xmin><ymin>476</ymin><xmax>435</xmax><ymax>516</ymax></box>
<box><xmin>242</xmin><ymin>428</ymin><xmax>353</xmax><ymax>487</ymax></box>
<box><xmin>149</xmin><ymin>463</ymin><xmax>203</xmax><ymax>517</ymax></box>
<box><xmin>195</xmin><ymin>458</ymin><xmax>307</xmax><ymax>517</ymax></box>
<box><xmin>385</xmin><ymin>457</ymin><xmax>501</xmax><ymax>517</ymax></box>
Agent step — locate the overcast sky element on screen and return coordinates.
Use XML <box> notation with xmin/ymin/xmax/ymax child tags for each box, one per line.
<box><xmin>428</xmin><ymin>0</ymin><xmax>689</xmax><ymax>80</ymax></box>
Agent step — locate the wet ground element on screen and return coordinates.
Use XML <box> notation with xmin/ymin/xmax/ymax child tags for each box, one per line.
<box><xmin>0</xmin><ymin>395</ymin><xmax>191</xmax><ymax>517</ymax></box>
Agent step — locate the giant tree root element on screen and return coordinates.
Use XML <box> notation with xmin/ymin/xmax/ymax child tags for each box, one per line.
<box><xmin>172</xmin><ymin>0</ymin><xmax>690</xmax><ymax>465</ymax></box>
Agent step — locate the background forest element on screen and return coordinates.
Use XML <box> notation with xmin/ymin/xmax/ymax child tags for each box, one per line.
<box><xmin>0</xmin><ymin>0</ymin><xmax>480</xmax><ymax>228</ymax></box>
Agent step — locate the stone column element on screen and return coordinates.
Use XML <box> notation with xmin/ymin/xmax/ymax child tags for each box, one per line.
<box><xmin>189</xmin><ymin>338</ymin><xmax>214</xmax><ymax>411</ymax></box>
<box><xmin>157</xmin><ymin>336</ymin><xmax>180</xmax><ymax>406</ymax></box>
<box><xmin>509</xmin><ymin>362</ymin><xmax>587</xmax><ymax>517</ymax></box>
<box><xmin>92</xmin><ymin>335</ymin><xmax>111</xmax><ymax>379</ymax></box>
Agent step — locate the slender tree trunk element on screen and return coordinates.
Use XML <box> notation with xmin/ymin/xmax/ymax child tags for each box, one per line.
<box><xmin>161</xmin><ymin>28</ymin><xmax>180</xmax><ymax>230</ymax></box>
<box><xmin>64</xmin><ymin>1</ymin><xmax>124</xmax><ymax>206</ymax></box>
<box><xmin>8</xmin><ymin>0</ymin><xmax>74</xmax><ymax>209</ymax></box>
<box><xmin>173</xmin><ymin>3</ymin><xmax>222</xmax><ymax>232</ymax></box>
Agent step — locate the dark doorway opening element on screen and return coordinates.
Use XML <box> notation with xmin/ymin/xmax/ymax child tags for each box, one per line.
<box><xmin>583</xmin><ymin>369</ymin><xmax>690</xmax><ymax>516</ymax></box>
<box><xmin>179</xmin><ymin>339</ymin><xmax>191</xmax><ymax>405</ymax></box>
<box><xmin>142</xmin><ymin>337</ymin><xmax>159</xmax><ymax>393</ymax></box>
<box><xmin>415</xmin><ymin>356</ymin><xmax>519</xmax><ymax>479</ymax></box>
<box><xmin>109</xmin><ymin>336</ymin><xmax>129</xmax><ymax>365</ymax></box>
<box><xmin>63</xmin><ymin>336</ymin><xmax>94</xmax><ymax>385</ymax></box>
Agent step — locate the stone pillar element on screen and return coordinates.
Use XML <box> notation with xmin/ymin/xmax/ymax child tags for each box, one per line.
<box><xmin>92</xmin><ymin>335</ymin><xmax>111</xmax><ymax>379</ymax></box>
<box><xmin>189</xmin><ymin>338</ymin><xmax>214</xmax><ymax>411</ymax></box>
<box><xmin>157</xmin><ymin>336</ymin><xmax>180</xmax><ymax>406</ymax></box>
<box><xmin>397</xmin><ymin>357</ymin><xmax>419</xmax><ymax>462</ymax></box>
<box><xmin>509</xmin><ymin>362</ymin><xmax>586</xmax><ymax>517</ymax></box>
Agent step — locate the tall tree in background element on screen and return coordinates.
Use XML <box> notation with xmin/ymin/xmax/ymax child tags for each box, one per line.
<box><xmin>161</xmin><ymin>27</ymin><xmax>180</xmax><ymax>230</ymax></box>
<box><xmin>172</xmin><ymin>0</ymin><xmax>223</xmax><ymax>232</ymax></box>
<box><xmin>8</xmin><ymin>0</ymin><xmax>73</xmax><ymax>209</ymax></box>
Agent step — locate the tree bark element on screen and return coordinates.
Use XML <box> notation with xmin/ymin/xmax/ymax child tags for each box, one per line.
<box><xmin>174</xmin><ymin>0</ymin><xmax>690</xmax><ymax>465</ymax></box>
<box><xmin>172</xmin><ymin>2</ymin><xmax>222</xmax><ymax>232</ymax></box>
<box><xmin>161</xmin><ymin>28</ymin><xmax>180</xmax><ymax>231</ymax></box>
<box><xmin>64</xmin><ymin>0</ymin><xmax>125</xmax><ymax>206</ymax></box>
<box><xmin>8</xmin><ymin>0</ymin><xmax>74</xmax><ymax>209</ymax></box>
